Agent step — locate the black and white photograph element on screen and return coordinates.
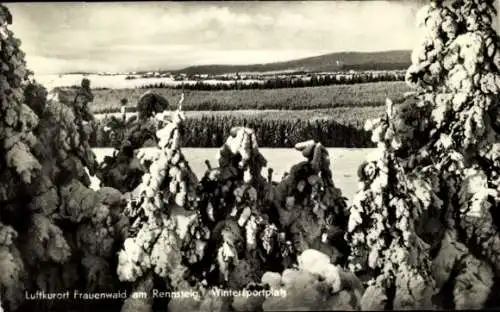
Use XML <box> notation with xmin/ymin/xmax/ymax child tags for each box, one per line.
<box><xmin>1</xmin><ymin>0</ymin><xmax>500</xmax><ymax>311</ymax></box>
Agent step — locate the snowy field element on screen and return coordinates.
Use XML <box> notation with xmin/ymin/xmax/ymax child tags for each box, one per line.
<box><xmin>92</xmin><ymin>147</ymin><xmax>374</xmax><ymax>203</ymax></box>
<box><xmin>35</xmin><ymin>74</ymin><xmax>261</xmax><ymax>90</ymax></box>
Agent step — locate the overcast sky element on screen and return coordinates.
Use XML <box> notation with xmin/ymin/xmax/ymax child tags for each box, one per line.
<box><xmin>3</xmin><ymin>1</ymin><xmax>491</xmax><ymax>75</ymax></box>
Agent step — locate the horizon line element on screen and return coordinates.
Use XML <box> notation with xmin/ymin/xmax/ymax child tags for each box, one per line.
<box><xmin>36</xmin><ymin>48</ymin><xmax>412</xmax><ymax>76</ymax></box>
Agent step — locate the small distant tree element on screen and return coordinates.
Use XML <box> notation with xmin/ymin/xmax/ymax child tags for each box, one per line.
<box><xmin>137</xmin><ymin>91</ymin><xmax>169</xmax><ymax>120</ymax></box>
<box><xmin>120</xmin><ymin>98</ymin><xmax>128</xmax><ymax>121</ymax></box>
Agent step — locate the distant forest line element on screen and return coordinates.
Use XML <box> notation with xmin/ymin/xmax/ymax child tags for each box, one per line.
<box><xmin>137</xmin><ymin>71</ymin><xmax>406</xmax><ymax>91</ymax></box>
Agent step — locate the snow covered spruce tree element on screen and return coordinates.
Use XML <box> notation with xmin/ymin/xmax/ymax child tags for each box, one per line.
<box><xmin>346</xmin><ymin>100</ymin><xmax>436</xmax><ymax>310</ymax></box>
<box><xmin>0</xmin><ymin>5</ymin><xmax>128</xmax><ymax>312</ymax></box>
<box><xmin>116</xmin><ymin>100</ymin><xmax>200</xmax><ymax>312</ymax></box>
<box><xmin>182</xmin><ymin>127</ymin><xmax>282</xmax><ymax>289</ymax></box>
<box><xmin>271</xmin><ymin>140</ymin><xmax>350</xmax><ymax>265</ymax></box>
<box><xmin>28</xmin><ymin>83</ymin><xmax>129</xmax><ymax>310</ymax></box>
<box><xmin>346</xmin><ymin>0</ymin><xmax>500</xmax><ymax>309</ymax></box>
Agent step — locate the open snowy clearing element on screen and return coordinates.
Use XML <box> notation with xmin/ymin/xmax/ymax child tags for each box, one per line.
<box><xmin>36</xmin><ymin>73</ymin><xmax>259</xmax><ymax>90</ymax></box>
<box><xmin>91</xmin><ymin>147</ymin><xmax>374</xmax><ymax>203</ymax></box>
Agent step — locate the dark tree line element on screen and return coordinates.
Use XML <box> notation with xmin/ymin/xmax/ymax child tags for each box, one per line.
<box><xmin>90</xmin><ymin>115</ymin><xmax>374</xmax><ymax>149</ymax></box>
<box><xmin>138</xmin><ymin>71</ymin><xmax>406</xmax><ymax>91</ymax></box>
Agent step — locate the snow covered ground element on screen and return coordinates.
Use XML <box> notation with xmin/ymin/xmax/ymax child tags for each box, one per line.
<box><xmin>35</xmin><ymin>74</ymin><xmax>261</xmax><ymax>90</ymax></box>
<box><xmin>91</xmin><ymin>147</ymin><xmax>373</xmax><ymax>203</ymax></box>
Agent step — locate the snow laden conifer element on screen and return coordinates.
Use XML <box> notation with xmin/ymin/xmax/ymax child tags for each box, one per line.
<box><xmin>272</xmin><ymin>140</ymin><xmax>349</xmax><ymax>265</ymax></box>
<box><xmin>347</xmin><ymin>0</ymin><xmax>500</xmax><ymax>309</ymax></box>
<box><xmin>183</xmin><ymin>127</ymin><xmax>281</xmax><ymax>288</ymax></box>
<box><xmin>0</xmin><ymin>6</ymin><xmax>32</xmax><ymax>310</ymax></box>
<box><xmin>29</xmin><ymin>84</ymin><xmax>128</xmax><ymax>309</ymax></box>
<box><xmin>0</xmin><ymin>5</ymin><xmax>128</xmax><ymax>312</ymax></box>
<box><xmin>117</xmin><ymin>94</ymin><xmax>200</xmax><ymax>311</ymax></box>
<box><xmin>346</xmin><ymin>100</ymin><xmax>436</xmax><ymax>310</ymax></box>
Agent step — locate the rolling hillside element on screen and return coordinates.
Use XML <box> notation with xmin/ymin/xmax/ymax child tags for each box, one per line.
<box><xmin>176</xmin><ymin>50</ymin><xmax>411</xmax><ymax>75</ymax></box>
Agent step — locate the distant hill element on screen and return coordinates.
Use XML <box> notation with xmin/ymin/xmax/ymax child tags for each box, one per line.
<box><xmin>175</xmin><ymin>50</ymin><xmax>411</xmax><ymax>75</ymax></box>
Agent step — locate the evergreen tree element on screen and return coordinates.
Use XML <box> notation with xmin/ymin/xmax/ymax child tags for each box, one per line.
<box><xmin>346</xmin><ymin>0</ymin><xmax>500</xmax><ymax>309</ymax></box>
<box><xmin>0</xmin><ymin>6</ymin><xmax>128</xmax><ymax>311</ymax></box>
